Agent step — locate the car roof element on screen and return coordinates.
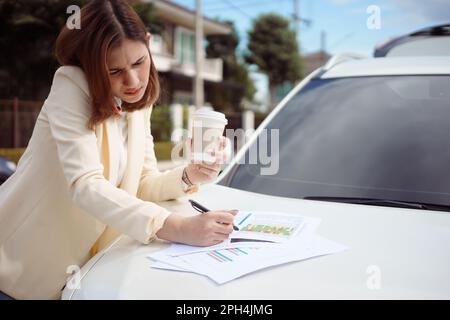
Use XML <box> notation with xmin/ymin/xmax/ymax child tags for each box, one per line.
<box><xmin>410</xmin><ymin>23</ymin><xmax>450</xmax><ymax>36</ymax></box>
<box><xmin>320</xmin><ymin>56</ymin><xmax>450</xmax><ymax>78</ymax></box>
<box><xmin>374</xmin><ymin>23</ymin><xmax>450</xmax><ymax>57</ymax></box>
<box><xmin>383</xmin><ymin>37</ymin><xmax>450</xmax><ymax>58</ymax></box>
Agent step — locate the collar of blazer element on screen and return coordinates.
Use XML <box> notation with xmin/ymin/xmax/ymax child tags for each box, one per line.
<box><xmin>95</xmin><ymin>110</ymin><xmax>145</xmax><ymax>196</ymax></box>
<box><xmin>61</xmin><ymin>66</ymin><xmax>145</xmax><ymax>196</ymax></box>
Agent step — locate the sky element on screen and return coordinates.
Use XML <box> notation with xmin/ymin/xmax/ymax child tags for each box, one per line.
<box><xmin>169</xmin><ymin>0</ymin><xmax>450</xmax><ymax>108</ymax></box>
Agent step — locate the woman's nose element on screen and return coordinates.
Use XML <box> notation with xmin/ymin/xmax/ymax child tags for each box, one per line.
<box><xmin>124</xmin><ymin>70</ymin><xmax>139</xmax><ymax>87</ymax></box>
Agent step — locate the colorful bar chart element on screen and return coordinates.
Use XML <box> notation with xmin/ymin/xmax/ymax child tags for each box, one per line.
<box><xmin>241</xmin><ymin>224</ymin><xmax>294</xmax><ymax>236</ymax></box>
<box><xmin>206</xmin><ymin>248</ymin><xmax>249</xmax><ymax>263</ymax></box>
<box><xmin>233</xmin><ymin>211</ymin><xmax>305</xmax><ymax>242</ymax></box>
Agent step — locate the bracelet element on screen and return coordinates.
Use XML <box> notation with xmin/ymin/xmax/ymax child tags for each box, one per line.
<box><xmin>182</xmin><ymin>168</ymin><xmax>194</xmax><ymax>187</ymax></box>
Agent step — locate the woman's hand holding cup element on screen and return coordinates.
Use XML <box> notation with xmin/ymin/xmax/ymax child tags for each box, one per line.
<box><xmin>185</xmin><ymin>136</ymin><xmax>228</xmax><ymax>185</ymax></box>
<box><xmin>184</xmin><ymin>108</ymin><xmax>229</xmax><ymax>185</ymax></box>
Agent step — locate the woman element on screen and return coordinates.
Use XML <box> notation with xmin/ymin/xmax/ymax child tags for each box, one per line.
<box><xmin>0</xmin><ymin>0</ymin><xmax>236</xmax><ymax>300</ymax></box>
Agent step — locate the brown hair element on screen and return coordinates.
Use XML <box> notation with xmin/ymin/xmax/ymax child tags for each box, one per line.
<box><xmin>55</xmin><ymin>0</ymin><xmax>160</xmax><ymax>129</ymax></box>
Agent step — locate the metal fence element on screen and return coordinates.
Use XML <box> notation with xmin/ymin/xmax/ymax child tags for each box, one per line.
<box><xmin>0</xmin><ymin>98</ymin><xmax>267</xmax><ymax>149</ymax></box>
<box><xmin>0</xmin><ymin>99</ymin><xmax>43</xmax><ymax>148</ymax></box>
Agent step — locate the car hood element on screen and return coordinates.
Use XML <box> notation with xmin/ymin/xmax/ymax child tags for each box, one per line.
<box><xmin>161</xmin><ymin>184</ymin><xmax>450</xmax><ymax>298</ymax></box>
<box><xmin>65</xmin><ymin>184</ymin><xmax>450</xmax><ymax>299</ymax></box>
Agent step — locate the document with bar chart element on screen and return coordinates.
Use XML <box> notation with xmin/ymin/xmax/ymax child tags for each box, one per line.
<box><xmin>204</xmin><ymin>248</ymin><xmax>251</xmax><ymax>263</ymax></box>
<box><xmin>147</xmin><ymin>216</ymin><xmax>349</xmax><ymax>285</ymax></box>
<box><xmin>180</xmin><ymin>247</ymin><xmax>263</xmax><ymax>284</ymax></box>
<box><xmin>175</xmin><ymin>235</ymin><xmax>347</xmax><ymax>284</ymax></box>
<box><xmin>148</xmin><ymin>246</ymin><xmax>263</xmax><ymax>282</ymax></box>
<box><xmin>231</xmin><ymin>211</ymin><xmax>306</xmax><ymax>243</ymax></box>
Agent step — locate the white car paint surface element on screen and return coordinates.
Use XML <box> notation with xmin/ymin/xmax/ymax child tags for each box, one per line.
<box><xmin>63</xmin><ymin>184</ymin><xmax>450</xmax><ymax>300</ymax></box>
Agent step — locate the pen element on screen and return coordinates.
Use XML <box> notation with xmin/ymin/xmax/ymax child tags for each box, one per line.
<box><xmin>189</xmin><ymin>199</ymin><xmax>239</xmax><ymax>231</ymax></box>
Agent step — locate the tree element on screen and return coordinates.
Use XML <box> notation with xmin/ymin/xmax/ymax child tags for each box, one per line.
<box><xmin>0</xmin><ymin>0</ymin><xmax>87</xmax><ymax>99</ymax></box>
<box><xmin>245</xmin><ymin>14</ymin><xmax>303</xmax><ymax>110</ymax></box>
<box><xmin>206</xmin><ymin>21</ymin><xmax>255</xmax><ymax>112</ymax></box>
<box><xmin>131</xmin><ymin>1</ymin><xmax>164</xmax><ymax>35</ymax></box>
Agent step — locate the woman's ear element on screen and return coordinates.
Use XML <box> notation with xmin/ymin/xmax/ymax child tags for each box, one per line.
<box><xmin>145</xmin><ymin>32</ymin><xmax>151</xmax><ymax>47</ymax></box>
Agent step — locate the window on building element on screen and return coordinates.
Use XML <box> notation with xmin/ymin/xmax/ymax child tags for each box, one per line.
<box><xmin>176</xmin><ymin>28</ymin><xmax>195</xmax><ymax>64</ymax></box>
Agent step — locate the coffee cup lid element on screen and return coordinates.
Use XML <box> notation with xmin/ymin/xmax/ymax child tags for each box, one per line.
<box><xmin>194</xmin><ymin>108</ymin><xmax>228</xmax><ymax>125</ymax></box>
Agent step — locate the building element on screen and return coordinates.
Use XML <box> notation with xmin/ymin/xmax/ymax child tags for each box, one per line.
<box><xmin>302</xmin><ymin>51</ymin><xmax>331</xmax><ymax>76</ymax></box>
<box><xmin>143</xmin><ymin>0</ymin><xmax>232</xmax><ymax>106</ymax></box>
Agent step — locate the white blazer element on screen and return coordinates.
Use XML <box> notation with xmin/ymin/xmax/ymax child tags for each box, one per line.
<box><xmin>0</xmin><ymin>66</ymin><xmax>193</xmax><ymax>299</ymax></box>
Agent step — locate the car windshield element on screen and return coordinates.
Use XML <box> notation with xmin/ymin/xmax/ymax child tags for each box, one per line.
<box><xmin>220</xmin><ymin>75</ymin><xmax>450</xmax><ymax>209</ymax></box>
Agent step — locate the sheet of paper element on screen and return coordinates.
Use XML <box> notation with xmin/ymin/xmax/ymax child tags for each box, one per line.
<box><xmin>146</xmin><ymin>214</ymin><xmax>348</xmax><ymax>285</ymax></box>
<box><xmin>149</xmin><ymin>259</ymin><xmax>190</xmax><ymax>272</ymax></box>
<box><xmin>177</xmin><ymin>234</ymin><xmax>348</xmax><ymax>284</ymax></box>
<box><xmin>162</xmin><ymin>239</ymin><xmax>278</xmax><ymax>257</ymax></box>
<box><xmin>149</xmin><ymin>250</ymin><xmax>196</xmax><ymax>272</ymax></box>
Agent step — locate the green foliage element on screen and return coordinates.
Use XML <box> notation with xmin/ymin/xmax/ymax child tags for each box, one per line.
<box><xmin>232</xmin><ymin>60</ymin><xmax>256</xmax><ymax>103</ymax></box>
<box><xmin>0</xmin><ymin>148</ymin><xmax>26</xmax><ymax>164</ymax></box>
<box><xmin>0</xmin><ymin>0</ymin><xmax>85</xmax><ymax>99</ymax></box>
<box><xmin>132</xmin><ymin>2</ymin><xmax>164</xmax><ymax>35</ymax></box>
<box><xmin>206</xmin><ymin>21</ymin><xmax>255</xmax><ymax>111</ymax></box>
<box><xmin>246</xmin><ymin>14</ymin><xmax>303</xmax><ymax>86</ymax></box>
<box><xmin>182</xmin><ymin>105</ymin><xmax>190</xmax><ymax>130</ymax></box>
<box><xmin>153</xmin><ymin>141</ymin><xmax>173</xmax><ymax>161</ymax></box>
<box><xmin>150</xmin><ymin>104</ymin><xmax>172</xmax><ymax>142</ymax></box>
<box><xmin>206</xmin><ymin>21</ymin><xmax>239</xmax><ymax>59</ymax></box>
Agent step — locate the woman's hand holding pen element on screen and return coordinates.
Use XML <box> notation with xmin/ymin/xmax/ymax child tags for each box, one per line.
<box><xmin>180</xmin><ymin>210</ymin><xmax>238</xmax><ymax>246</ymax></box>
<box><xmin>156</xmin><ymin>210</ymin><xmax>238</xmax><ymax>247</ymax></box>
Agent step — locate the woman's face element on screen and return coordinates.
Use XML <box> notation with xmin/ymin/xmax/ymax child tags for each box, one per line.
<box><xmin>107</xmin><ymin>38</ymin><xmax>151</xmax><ymax>104</ymax></box>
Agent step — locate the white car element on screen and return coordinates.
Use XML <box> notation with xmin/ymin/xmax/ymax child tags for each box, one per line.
<box><xmin>0</xmin><ymin>156</ymin><xmax>16</xmax><ymax>186</ymax></box>
<box><xmin>63</xmin><ymin>55</ymin><xmax>450</xmax><ymax>300</ymax></box>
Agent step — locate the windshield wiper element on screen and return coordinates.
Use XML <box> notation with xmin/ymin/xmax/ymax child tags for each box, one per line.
<box><xmin>303</xmin><ymin>196</ymin><xmax>450</xmax><ymax>212</ymax></box>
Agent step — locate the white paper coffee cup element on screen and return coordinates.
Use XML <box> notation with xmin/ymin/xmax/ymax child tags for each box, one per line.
<box><xmin>191</xmin><ymin>108</ymin><xmax>228</xmax><ymax>163</ymax></box>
